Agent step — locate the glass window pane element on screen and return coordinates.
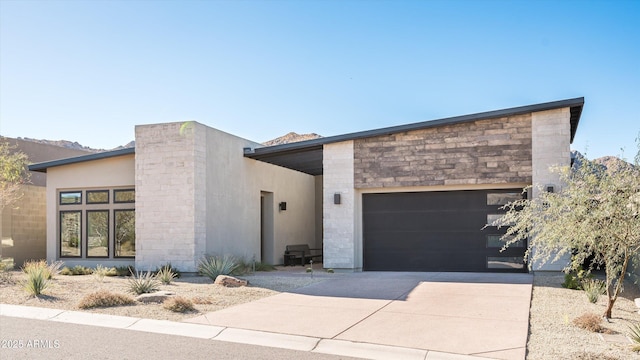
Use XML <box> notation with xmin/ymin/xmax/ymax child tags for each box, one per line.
<box><xmin>487</xmin><ymin>192</ymin><xmax>522</xmax><ymax>205</ymax></box>
<box><xmin>487</xmin><ymin>235</ymin><xmax>524</xmax><ymax>248</ymax></box>
<box><xmin>487</xmin><ymin>257</ymin><xmax>525</xmax><ymax>269</ymax></box>
<box><xmin>114</xmin><ymin>189</ymin><xmax>135</xmax><ymax>203</ymax></box>
<box><xmin>115</xmin><ymin>210</ymin><xmax>135</xmax><ymax>257</ymax></box>
<box><xmin>87</xmin><ymin>211</ymin><xmax>109</xmax><ymax>257</ymax></box>
<box><xmin>60</xmin><ymin>191</ymin><xmax>82</xmax><ymax>205</ymax></box>
<box><xmin>60</xmin><ymin>211</ymin><xmax>81</xmax><ymax>257</ymax></box>
<box><xmin>87</xmin><ymin>190</ymin><xmax>109</xmax><ymax>204</ymax></box>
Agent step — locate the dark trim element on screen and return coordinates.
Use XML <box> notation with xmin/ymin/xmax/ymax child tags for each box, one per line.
<box><xmin>86</xmin><ymin>210</ymin><xmax>110</xmax><ymax>258</ymax></box>
<box><xmin>246</xmin><ymin>97</ymin><xmax>585</xmax><ymax>158</ymax></box>
<box><xmin>59</xmin><ymin>210</ymin><xmax>82</xmax><ymax>258</ymax></box>
<box><xmin>28</xmin><ymin>147</ymin><xmax>135</xmax><ymax>173</ymax></box>
<box><xmin>60</xmin><ymin>191</ymin><xmax>82</xmax><ymax>205</ymax></box>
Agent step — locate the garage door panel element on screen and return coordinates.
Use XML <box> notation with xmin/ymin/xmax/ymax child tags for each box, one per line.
<box><xmin>363</xmin><ymin>190</ymin><xmax>527</xmax><ymax>272</ymax></box>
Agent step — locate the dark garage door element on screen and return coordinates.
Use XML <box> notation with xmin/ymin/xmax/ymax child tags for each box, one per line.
<box><xmin>363</xmin><ymin>190</ymin><xmax>527</xmax><ymax>272</ymax></box>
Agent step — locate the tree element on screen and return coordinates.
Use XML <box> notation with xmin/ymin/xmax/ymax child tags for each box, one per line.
<box><xmin>0</xmin><ymin>140</ymin><xmax>31</xmax><ymax>210</ymax></box>
<box><xmin>493</xmin><ymin>145</ymin><xmax>640</xmax><ymax>319</ymax></box>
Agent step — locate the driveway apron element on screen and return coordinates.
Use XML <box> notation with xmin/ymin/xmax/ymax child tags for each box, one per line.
<box><xmin>186</xmin><ymin>272</ymin><xmax>532</xmax><ymax>360</ymax></box>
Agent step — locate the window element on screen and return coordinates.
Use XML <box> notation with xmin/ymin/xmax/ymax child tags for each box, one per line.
<box><xmin>487</xmin><ymin>234</ymin><xmax>524</xmax><ymax>248</ymax></box>
<box><xmin>87</xmin><ymin>211</ymin><xmax>109</xmax><ymax>257</ymax></box>
<box><xmin>487</xmin><ymin>192</ymin><xmax>522</xmax><ymax>206</ymax></box>
<box><xmin>114</xmin><ymin>189</ymin><xmax>135</xmax><ymax>203</ymax></box>
<box><xmin>60</xmin><ymin>211</ymin><xmax>81</xmax><ymax>257</ymax></box>
<box><xmin>87</xmin><ymin>190</ymin><xmax>109</xmax><ymax>204</ymax></box>
<box><xmin>115</xmin><ymin>210</ymin><xmax>135</xmax><ymax>258</ymax></box>
<box><xmin>487</xmin><ymin>257</ymin><xmax>525</xmax><ymax>270</ymax></box>
<box><xmin>57</xmin><ymin>188</ymin><xmax>134</xmax><ymax>259</ymax></box>
<box><xmin>60</xmin><ymin>191</ymin><xmax>82</xmax><ymax>205</ymax></box>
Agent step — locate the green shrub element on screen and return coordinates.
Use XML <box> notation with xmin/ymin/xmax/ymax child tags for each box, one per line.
<box><xmin>254</xmin><ymin>262</ymin><xmax>276</xmax><ymax>272</ymax></box>
<box><xmin>60</xmin><ymin>265</ymin><xmax>93</xmax><ymax>276</ymax></box>
<box><xmin>562</xmin><ymin>269</ymin><xmax>593</xmax><ymax>290</ymax></box>
<box><xmin>163</xmin><ymin>296</ymin><xmax>195</xmax><ymax>313</ymax></box>
<box><xmin>21</xmin><ymin>261</ymin><xmax>50</xmax><ymax>296</ymax></box>
<box><xmin>629</xmin><ymin>323</ymin><xmax>640</xmax><ymax>352</ymax></box>
<box><xmin>198</xmin><ymin>255</ymin><xmax>241</xmax><ymax>282</ymax></box>
<box><xmin>156</xmin><ymin>267</ymin><xmax>177</xmax><ymax>285</ymax></box>
<box><xmin>582</xmin><ymin>279</ymin><xmax>606</xmax><ymax>303</ymax></box>
<box><xmin>114</xmin><ymin>265</ymin><xmax>135</xmax><ymax>276</ymax></box>
<box><xmin>326</xmin><ymin>268</ymin><xmax>335</xmax><ymax>273</ymax></box>
<box><xmin>154</xmin><ymin>263</ymin><xmax>181</xmax><ymax>279</ymax></box>
<box><xmin>77</xmin><ymin>290</ymin><xmax>135</xmax><ymax>309</ymax></box>
<box><xmin>127</xmin><ymin>270</ymin><xmax>160</xmax><ymax>295</ymax></box>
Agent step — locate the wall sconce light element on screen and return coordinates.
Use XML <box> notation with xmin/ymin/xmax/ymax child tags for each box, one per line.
<box><xmin>546</xmin><ymin>185</ymin><xmax>555</xmax><ymax>193</ymax></box>
<box><xmin>279</xmin><ymin>202</ymin><xmax>287</xmax><ymax>211</ymax></box>
<box><xmin>334</xmin><ymin>193</ymin><xmax>341</xmax><ymax>205</ymax></box>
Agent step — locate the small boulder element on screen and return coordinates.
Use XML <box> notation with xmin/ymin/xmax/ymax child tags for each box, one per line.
<box><xmin>135</xmin><ymin>291</ymin><xmax>175</xmax><ymax>303</ymax></box>
<box><xmin>214</xmin><ymin>275</ymin><xmax>248</xmax><ymax>287</ymax></box>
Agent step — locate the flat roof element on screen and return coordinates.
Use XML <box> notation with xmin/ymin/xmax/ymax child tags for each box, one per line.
<box><xmin>245</xmin><ymin>97</ymin><xmax>584</xmax><ymax>175</ymax></box>
<box><xmin>28</xmin><ymin>147</ymin><xmax>135</xmax><ymax>173</ymax></box>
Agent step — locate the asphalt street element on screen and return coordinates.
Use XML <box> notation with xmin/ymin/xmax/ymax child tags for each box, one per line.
<box><xmin>0</xmin><ymin>316</ymin><xmax>359</xmax><ymax>360</ymax></box>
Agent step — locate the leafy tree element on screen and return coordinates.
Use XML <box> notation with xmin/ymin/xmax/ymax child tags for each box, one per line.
<box><xmin>0</xmin><ymin>140</ymin><xmax>31</xmax><ymax>210</ymax></box>
<box><xmin>494</xmin><ymin>144</ymin><xmax>640</xmax><ymax>319</ymax></box>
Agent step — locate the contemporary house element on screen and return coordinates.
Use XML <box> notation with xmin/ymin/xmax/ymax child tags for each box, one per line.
<box><xmin>1</xmin><ymin>137</ymin><xmax>92</xmax><ymax>267</ymax></box>
<box><xmin>29</xmin><ymin>97</ymin><xmax>584</xmax><ymax>273</ymax></box>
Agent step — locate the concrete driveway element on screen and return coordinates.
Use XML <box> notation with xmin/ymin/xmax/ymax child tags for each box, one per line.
<box><xmin>187</xmin><ymin>272</ymin><xmax>533</xmax><ymax>360</ymax></box>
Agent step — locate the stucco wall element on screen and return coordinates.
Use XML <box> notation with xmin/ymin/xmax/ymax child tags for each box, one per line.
<box><xmin>0</xmin><ymin>185</ymin><xmax>46</xmax><ymax>267</ymax></box>
<box><xmin>531</xmin><ymin>107</ymin><xmax>572</xmax><ymax>271</ymax></box>
<box><xmin>323</xmin><ymin>141</ymin><xmax>356</xmax><ymax>269</ymax></box>
<box><xmin>44</xmin><ymin>154</ymin><xmax>135</xmax><ymax>268</ymax></box>
<box><xmin>354</xmin><ymin>114</ymin><xmax>532</xmax><ymax>188</ymax></box>
<box><xmin>135</xmin><ymin>122</ymin><xmax>316</xmax><ymax>271</ymax></box>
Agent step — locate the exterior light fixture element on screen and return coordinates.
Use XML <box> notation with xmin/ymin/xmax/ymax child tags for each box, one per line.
<box><xmin>546</xmin><ymin>185</ymin><xmax>555</xmax><ymax>193</ymax></box>
<box><xmin>279</xmin><ymin>202</ymin><xmax>287</xmax><ymax>211</ymax></box>
<box><xmin>334</xmin><ymin>193</ymin><xmax>341</xmax><ymax>205</ymax></box>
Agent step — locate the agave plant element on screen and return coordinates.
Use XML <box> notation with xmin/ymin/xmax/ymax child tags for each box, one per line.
<box><xmin>127</xmin><ymin>270</ymin><xmax>160</xmax><ymax>295</ymax></box>
<box><xmin>198</xmin><ymin>255</ymin><xmax>240</xmax><ymax>282</ymax></box>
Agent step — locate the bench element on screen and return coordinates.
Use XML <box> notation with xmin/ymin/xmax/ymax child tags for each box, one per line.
<box><xmin>284</xmin><ymin>244</ymin><xmax>323</xmax><ymax>266</ymax></box>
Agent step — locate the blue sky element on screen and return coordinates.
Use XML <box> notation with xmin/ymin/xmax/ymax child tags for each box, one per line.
<box><xmin>1</xmin><ymin>0</ymin><xmax>638</xmax><ymax>159</ymax></box>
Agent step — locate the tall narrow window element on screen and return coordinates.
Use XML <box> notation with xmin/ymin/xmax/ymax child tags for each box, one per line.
<box><xmin>87</xmin><ymin>211</ymin><xmax>109</xmax><ymax>257</ymax></box>
<box><xmin>60</xmin><ymin>211</ymin><xmax>81</xmax><ymax>257</ymax></box>
<box><xmin>115</xmin><ymin>210</ymin><xmax>135</xmax><ymax>257</ymax></box>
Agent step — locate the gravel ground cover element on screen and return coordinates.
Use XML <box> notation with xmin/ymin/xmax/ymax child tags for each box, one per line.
<box><xmin>1</xmin><ymin>267</ymin><xmax>639</xmax><ymax>359</ymax></box>
<box><xmin>527</xmin><ymin>272</ymin><xmax>640</xmax><ymax>360</ymax></box>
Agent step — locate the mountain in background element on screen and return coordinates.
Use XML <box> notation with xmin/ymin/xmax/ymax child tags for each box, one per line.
<box><xmin>16</xmin><ymin>137</ymin><xmax>135</xmax><ymax>152</ymax></box>
<box><xmin>262</xmin><ymin>132</ymin><xmax>322</xmax><ymax>146</ymax></box>
<box><xmin>572</xmin><ymin>150</ymin><xmax>637</xmax><ymax>172</ymax></box>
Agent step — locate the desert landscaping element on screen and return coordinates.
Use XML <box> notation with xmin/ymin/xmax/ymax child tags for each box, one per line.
<box><xmin>1</xmin><ymin>265</ymin><xmax>639</xmax><ymax>359</ymax></box>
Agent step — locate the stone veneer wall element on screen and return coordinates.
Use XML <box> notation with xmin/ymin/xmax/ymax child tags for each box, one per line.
<box><xmin>323</xmin><ymin>141</ymin><xmax>356</xmax><ymax>269</ymax></box>
<box><xmin>354</xmin><ymin>115</ymin><xmax>532</xmax><ymax>188</ymax></box>
<box><xmin>530</xmin><ymin>107</ymin><xmax>572</xmax><ymax>271</ymax></box>
<box><xmin>135</xmin><ymin>122</ymin><xmax>207</xmax><ymax>272</ymax></box>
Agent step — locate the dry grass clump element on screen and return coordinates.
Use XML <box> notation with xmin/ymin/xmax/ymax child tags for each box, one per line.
<box><xmin>163</xmin><ymin>296</ymin><xmax>195</xmax><ymax>313</ymax></box>
<box><xmin>78</xmin><ymin>290</ymin><xmax>136</xmax><ymax>309</ymax></box>
<box><xmin>191</xmin><ymin>296</ymin><xmax>213</xmax><ymax>305</ymax></box>
<box><xmin>572</xmin><ymin>312</ymin><xmax>614</xmax><ymax>334</ymax></box>
<box><xmin>573</xmin><ymin>352</ymin><xmax>621</xmax><ymax>360</ymax></box>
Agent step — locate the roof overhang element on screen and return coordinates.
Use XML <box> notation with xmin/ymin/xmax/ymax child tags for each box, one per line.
<box><xmin>245</xmin><ymin>97</ymin><xmax>585</xmax><ymax>175</ymax></box>
<box><xmin>28</xmin><ymin>147</ymin><xmax>135</xmax><ymax>173</ymax></box>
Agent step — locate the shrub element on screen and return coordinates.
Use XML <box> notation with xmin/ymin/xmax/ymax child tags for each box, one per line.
<box><xmin>163</xmin><ymin>296</ymin><xmax>195</xmax><ymax>313</ymax></box>
<box><xmin>60</xmin><ymin>265</ymin><xmax>93</xmax><ymax>276</ymax></box>
<box><xmin>191</xmin><ymin>296</ymin><xmax>213</xmax><ymax>305</ymax></box>
<box><xmin>21</xmin><ymin>261</ymin><xmax>50</xmax><ymax>296</ymax></box>
<box><xmin>0</xmin><ymin>259</ymin><xmax>15</xmax><ymax>284</ymax></box>
<box><xmin>93</xmin><ymin>265</ymin><xmax>112</xmax><ymax>282</ymax></box>
<box><xmin>572</xmin><ymin>313</ymin><xmax>613</xmax><ymax>333</ymax></box>
<box><xmin>115</xmin><ymin>265</ymin><xmax>135</xmax><ymax>276</ymax></box>
<box><xmin>47</xmin><ymin>260</ymin><xmax>64</xmax><ymax>279</ymax></box>
<box><xmin>198</xmin><ymin>255</ymin><xmax>241</xmax><ymax>282</ymax></box>
<box><xmin>582</xmin><ymin>279</ymin><xmax>606</xmax><ymax>303</ymax></box>
<box><xmin>154</xmin><ymin>263</ymin><xmax>181</xmax><ymax>278</ymax></box>
<box><xmin>254</xmin><ymin>262</ymin><xmax>276</xmax><ymax>272</ymax></box>
<box><xmin>77</xmin><ymin>290</ymin><xmax>135</xmax><ymax>309</ymax></box>
<box><xmin>629</xmin><ymin>323</ymin><xmax>640</xmax><ymax>352</ymax></box>
<box><xmin>562</xmin><ymin>269</ymin><xmax>592</xmax><ymax>290</ymax></box>
<box><xmin>127</xmin><ymin>270</ymin><xmax>160</xmax><ymax>295</ymax></box>
<box><xmin>156</xmin><ymin>267</ymin><xmax>176</xmax><ymax>285</ymax></box>
<box><xmin>326</xmin><ymin>268</ymin><xmax>335</xmax><ymax>273</ymax></box>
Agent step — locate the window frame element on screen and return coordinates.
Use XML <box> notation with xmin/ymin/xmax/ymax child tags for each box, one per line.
<box><xmin>86</xmin><ymin>210</ymin><xmax>110</xmax><ymax>258</ymax></box>
<box><xmin>87</xmin><ymin>190</ymin><xmax>110</xmax><ymax>205</ymax></box>
<box><xmin>60</xmin><ymin>191</ymin><xmax>82</xmax><ymax>205</ymax></box>
<box><xmin>114</xmin><ymin>189</ymin><xmax>135</xmax><ymax>204</ymax></box>
<box><xmin>114</xmin><ymin>209</ymin><xmax>135</xmax><ymax>258</ymax></box>
<box><xmin>60</xmin><ymin>210</ymin><xmax>82</xmax><ymax>258</ymax></box>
